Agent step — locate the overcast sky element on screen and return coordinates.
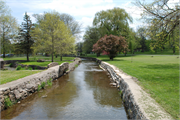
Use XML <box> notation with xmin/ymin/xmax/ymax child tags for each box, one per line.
<box><xmin>5</xmin><ymin>0</ymin><xmax>179</xmax><ymax>42</ymax></box>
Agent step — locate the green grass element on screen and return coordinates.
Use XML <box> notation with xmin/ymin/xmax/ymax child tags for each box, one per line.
<box><xmin>4</xmin><ymin>97</ymin><xmax>13</xmax><ymax>108</ymax></box>
<box><xmin>87</xmin><ymin>54</ymin><xmax>179</xmax><ymax>119</ymax></box>
<box><xmin>47</xmin><ymin>79</ymin><xmax>52</xmax><ymax>86</ymax></box>
<box><xmin>0</xmin><ymin>56</ymin><xmax>75</xmax><ymax>84</ymax></box>
<box><xmin>130</xmin><ymin>49</ymin><xmax>179</xmax><ymax>55</ymax></box>
<box><xmin>0</xmin><ymin>70</ymin><xmax>43</xmax><ymax>84</ymax></box>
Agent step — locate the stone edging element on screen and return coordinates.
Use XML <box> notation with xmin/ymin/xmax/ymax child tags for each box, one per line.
<box><xmin>80</xmin><ymin>57</ymin><xmax>173</xmax><ymax>120</ymax></box>
<box><xmin>0</xmin><ymin>58</ymin><xmax>81</xmax><ymax>111</ymax></box>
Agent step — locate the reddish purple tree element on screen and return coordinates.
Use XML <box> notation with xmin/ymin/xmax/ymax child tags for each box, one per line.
<box><xmin>92</xmin><ymin>34</ymin><xmax>128</xmax><ymax>60</ymax></box>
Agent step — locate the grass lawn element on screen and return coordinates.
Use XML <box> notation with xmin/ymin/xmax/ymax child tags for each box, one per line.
<box><xmin>87</xmin><ymin>54</ymin><xmax>179</xmax><ymax>119</ymax></box>
<box><xmin>130</xmin><ymin>49</ymin><xmax>179</xmax><ymax>55</ymax></box>
<box><xmin>0</xmin><ymin>56</ymin><xmax>75</xmax><ymax>84</ymax></box>
<box><xmin>0</xmin><ymin>70</ymin><xmax>43</xmax><ymax>85</ymax></box>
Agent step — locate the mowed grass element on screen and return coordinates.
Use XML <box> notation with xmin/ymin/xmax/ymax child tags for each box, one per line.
<box><xmin>87</xmin><ymin>54</ymin><xmax>179</xmax><ymax>119</ymax></box>
<box><xmin>0</xmin><ymin>70</ymin><xmax>43</xmax><ymax>85</ymax></box>
<box><xmin>0</xmin><ymin>56</ymin><xmax>75</xmax><ymax>84</ymax></box>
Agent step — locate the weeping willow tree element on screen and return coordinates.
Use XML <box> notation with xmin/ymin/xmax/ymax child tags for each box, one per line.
<box><xmin>93</xmin><ymin>7</ymin><xmax>133</xmax><ymax>37</ymax></box>
<box><xmin>32</xmin><ymin>11</ymin><xmax>75</xmax><ymax>62</ymax></box>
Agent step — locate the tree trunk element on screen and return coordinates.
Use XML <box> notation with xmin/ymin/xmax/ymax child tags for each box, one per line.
<box><xmin>110</xmin><ymin>56</ymin><xmax>113</xmax><ymax>61</ymax></box>
<box><xmin>27</xmin><ymin>52</ymin><xmax>29</xmax><ymax>61</ymax></box>
<box><xmin>51</xmin><ymin>53</ymin><xmax>53</xmax><ymax>62</ymax></box>
<box><xmin>3</xmin><ymin>51</ymin><xmax>5</xmax><ymax>58</ymax></box>
<box><xmin>2</xmin><ymin>32</ymin><xmax>5</xmax><ymax>58</ymax></box>
<box><xmin>173</xmin><ymin>46</ymin><xmax>175</xmax><ymax>54</ymax></box>
<box><xmin>61</xmin><ymin>55</ymin><xmax>62</xmax><ymax>61</ymax></box>
<box><xmin>52</xmin><ymin>36</ymin><xmax>54</xmax><ymax>62</ymax></box>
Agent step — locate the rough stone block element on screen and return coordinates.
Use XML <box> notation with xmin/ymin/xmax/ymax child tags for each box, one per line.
<box><xmin>47</xmin><ymin>62</ymin><xmax>59</xmax><ymax>68</ymax></box>
<box><xmin>14</xmin><ymin>90</ymin><xmax>21</xmax><ymax>99</ymax></box>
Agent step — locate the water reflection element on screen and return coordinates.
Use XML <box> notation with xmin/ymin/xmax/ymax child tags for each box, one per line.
<box><xmin>1</xmin><ymin>60</ymin><xmax>127</xmax><ymax>119</ymax></box>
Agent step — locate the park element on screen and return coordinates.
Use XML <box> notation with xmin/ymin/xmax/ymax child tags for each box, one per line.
<box><xmin>0</xmin><ymin>0</ymin><xmax>179</xmax><ymax>119</ymax></box>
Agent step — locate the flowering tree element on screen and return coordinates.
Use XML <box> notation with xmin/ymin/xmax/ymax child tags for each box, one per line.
<box><xmin>92</xmin><ymin>34</ymin><xmax>128</xmax><ymax>60</ymax></box>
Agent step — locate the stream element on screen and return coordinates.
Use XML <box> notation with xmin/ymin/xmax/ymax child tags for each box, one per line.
<box><xmin>1</xmin><ymin>59</ymin><xmax>128</xmax><ymax>119</ymax></box>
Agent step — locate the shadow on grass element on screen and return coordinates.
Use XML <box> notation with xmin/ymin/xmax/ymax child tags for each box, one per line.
<box><xmin>140</xmin><ymin>64</ymin><xmax>179</xmax><ymax>70</ymax></box>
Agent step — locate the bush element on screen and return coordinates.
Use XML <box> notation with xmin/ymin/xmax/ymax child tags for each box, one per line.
<box><xmin>16</xmin><ymin>65</ymin><xmax>22</xmax><ymax>70</ymax></box>
<box><xmin>4</xmin><ymin>97</ymin><xmax>13</xmax><ymax>108</ymax></box>
<box><xmin>33</xmin><ymin>57</ymin><xmax>37</xmax><ymax>61</ymax></box>
<box><xmin>47</xmin><ymin>79</ymin><xmax>52</xmax><ymax>86</ymax></box>
<box><xmin>37</xmin><ymin>84</ymin><xmax>41</xmax><ymax>91</ymax></box>
<box><xmin>9</xmin><ymin>63</ymin><xmax>13</xmax><ymax>67</ymax></box>
<box><xmin>41</xmin><ymin>82</ymin><xmax>46</xmax><ymax>89</ymax></box>
<box><xmin>34</xmin><ymin>66</ymin><xmax>37</xmax><ymax>70</ymax></box>
<box><xmin>27</xmin><ymin>66</ymin><xmax>33</xmax><ymax>70</ymax></box>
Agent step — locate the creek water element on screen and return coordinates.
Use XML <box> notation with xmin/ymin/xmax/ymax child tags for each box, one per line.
<box><xmin>1</xmin><ymin>60</ymin><xmax>128</xmax><ymax>119</ymax></box>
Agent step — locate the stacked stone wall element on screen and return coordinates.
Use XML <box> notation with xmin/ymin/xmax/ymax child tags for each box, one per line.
<box><xmin>0</xmin><ymin>58</ymin><xmax>81</xmax><ymax>111</ymax></box>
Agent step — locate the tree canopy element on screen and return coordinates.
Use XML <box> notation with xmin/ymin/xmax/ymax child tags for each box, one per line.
<box><xmin>93</xmin><ymin>7</ymin><xmax>133</xmax><ymax>37</ymax></box>
<box><xmin>136</xmin><ymin>0</ymin><xmax>179</xmax><ymax>53</ymax></box>
<box><xmin>0</xmin><ymin>0</ymin><xmax>18</xmax><ymax>58</ymax></box>
<box><xmin>33</xmin><ymin>11</ymin><xmax>75</xmax><ymax>62</ymax></box>
<box><xmin>92</xmin><ymin>34</ymin><xmax>128</xmax><ymax>60</ymax></box>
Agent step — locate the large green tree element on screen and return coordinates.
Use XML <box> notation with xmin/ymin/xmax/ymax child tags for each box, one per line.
<box><xmin>137</xmin><ymin>27</ymin><xmax>148</xmax><ymax>52</ymax></box>
<box><xmin>33</xmin><ymin>12</ymin><xmax>82</xmax><ymax>39</ymax></box>
<box><xmin>33</xmin><ymin>11</ymin><xmax>75</xmax><ymax>62</ymax></box>
<box><xmin>0</xmin><ymin>0</ymin><xmax>18</xmax><ymax>58</ymax></box>
<box><xmin>82</xmin><ymin>26</ymin><xmax>101</xmax><ymax>54</ymax></box>
<box><xmin>93</xmin><ymin>7</ymin><xmax>133</xmax><ymax>37</ymax></box>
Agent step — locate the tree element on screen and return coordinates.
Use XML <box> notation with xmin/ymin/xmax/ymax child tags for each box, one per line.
<box><xmin>0</xmin><ymin>0</ymin><xmax>18</xmax><ymax>58</ymax></box>
<box><xmin>82</xmin><ymin>26</ymin><xmax>101</xmax><ymax>54</ymax></box>
<box><xmin>59</xmin><ymin>13</ymin><xmax>82</xmax><ymax>38</ymax></box>
<box><xmin>33</xmin><ymin>12</ymin><xmax>82</xmax><ymax>39</ymax></box>
<box><xmin>17</xmin><ymin>12</ymin><xmax>34</xmax><ymax>61</ymax></box>
<box><xmin>55</xmin><ymin>29</ymin><xmax>75</xmax><ymax>61</ymax></box>
<box><xmin>93</xmin><ymin>7</ymin><xmax>133</xmax><ymax>37</ymax></box>
<box><xmin>33</xmin><ymin>11</ymin><xmax>75</xmax><ymax>62</ymax></box>
<box><xmin>76</xmin><ymin>42</ymin><xmax>83</xmax><ymax>56</ymax></box>
<box><xmin>137</xmin><ymin>27</ymin><xmax>147</xmax><ymax>52</ymax></box>
<box><xmin>92</xmin><ymin>34</ymin><xmax>128</xmax><ymax>60</ymax></box>
<box><xmin>135</xmin><ymin>0</ymin><xmax>179</xmax><ymax>51</ymax></box>
<box><xmin>0</xmin><ymin>0</ymin><xmax>10</xmax><ymax>14</ymax></box>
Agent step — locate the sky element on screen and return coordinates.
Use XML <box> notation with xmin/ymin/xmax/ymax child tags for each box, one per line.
<box><xmin>5</xmin><ymin>0</ymin><xmax>179</xmax><ymax>42</ymax></box>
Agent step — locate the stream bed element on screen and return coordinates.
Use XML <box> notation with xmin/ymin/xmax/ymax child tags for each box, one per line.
<box><xmin>1</xmin><ymin>59</ymin><xmax>128</xmax><ymax>119</ymax></box>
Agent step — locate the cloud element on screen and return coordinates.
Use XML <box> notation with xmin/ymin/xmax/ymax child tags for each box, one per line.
<box><xmin>6</xmin><ymin>0</ymin><xmax>146</xmax><ymax>37</ymax></box>
<box><xmin>30</xmin><ymin>0</ymin><xmax>115</xmax><ymax>17</ymax></box>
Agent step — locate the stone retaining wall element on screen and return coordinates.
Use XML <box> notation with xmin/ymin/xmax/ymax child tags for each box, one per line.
<box><xmin>68</xmin><ymin>58</ymin><xmax>82</xmax><ymax>72</ymax></box>
<box><xmin>0</xmin><ymin>58</ymin><xmax>81</xmax><ymax>111</ymax></box>
<box><xmin>99</xmin><ymin>61</ymin><xmax>146</xmax><ymax>119</ymax></box>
